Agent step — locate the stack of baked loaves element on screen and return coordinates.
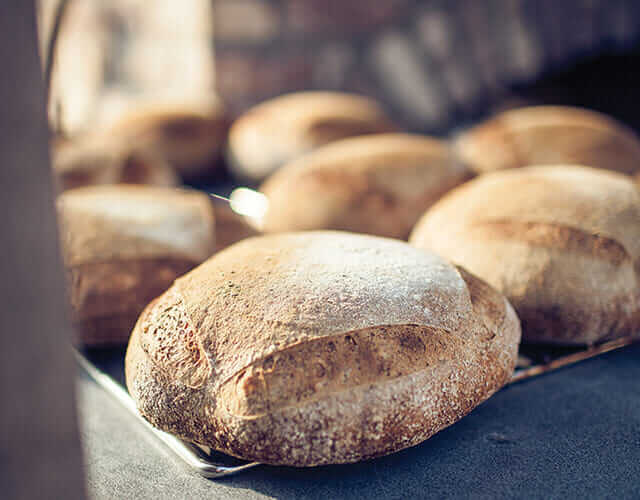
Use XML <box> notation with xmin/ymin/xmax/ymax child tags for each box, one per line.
<box><xmin>57</xmin><ymin>92</ymin><xmax>640</xmax><ymax>467</ymax></box>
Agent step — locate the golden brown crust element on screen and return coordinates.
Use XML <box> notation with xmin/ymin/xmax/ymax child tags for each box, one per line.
<box><xmin>125</xmin><ymin>232</ymin><xmax>520</xmax><ymax>466</ymax></box>
<box><xmin>68</xmin><ymin>258</ymin><xmax>197</xmax><ymax>346</ymax></box>
<box><xmin>410</xmin><ymin>165</ymin><xmax>640</xmax><ymax>345</ymax></box>
<box><xmin>219</xmin><ymin>324</ymin><xmax>463</xmax><ymax>418</ymax></box>
<box><xmin>470</xmin><ymin>219</ymin><xmax>630</xmax><ymax>265</ymax></box>
<box><xmin>58</xmin><ymin>185</ymin><xmax>216</xmax><ymax>346</ymax></box>
<box><xmin>454</xmin><ymin>106</ymin><xmax>640</xmax><ymax>175</ymax></box>
<box><xmin>259</xmin><ymin>134</ymin><xmax>471</xmax><ymax>239</ymax></box>
<box><xmin>138</xmin><ymin>292</ymin><xmax>212</xmax><ymax>388</ymax></box>
<box><xmin>227</xmin><ymin>92</ymin><xmax>397</xmax><ymax>182</ymax></box>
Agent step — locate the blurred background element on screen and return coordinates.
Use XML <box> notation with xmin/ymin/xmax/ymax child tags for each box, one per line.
<box><xmin>39</xmin><ymin>0</ymin><xmax>640</xmax><ymax>138</ymax></box>
<box><xmin>5</xmin><ymin>2</ymin><xmax>640</xmax><ymax>498</ymax></box>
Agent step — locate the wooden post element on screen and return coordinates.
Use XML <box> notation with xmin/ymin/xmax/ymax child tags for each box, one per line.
<box><xmin>0</xmin><ymin>1</ymin><xmax>85</xmax><ymax>499</ymax></box>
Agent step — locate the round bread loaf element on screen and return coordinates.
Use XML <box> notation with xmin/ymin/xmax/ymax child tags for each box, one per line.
<box><xmin>52</xmin><ymin>134</ymin><xmax>179</xmax><ymax>192</ymax></box>
<box><xmin>410</xmin><ymin>165</ymin><xmax>640</xmax><ymax>345</ymax></box>
<box><xmin>454</xmin><ymin>106</ymin><xmax>640</xmax><ymax>175</ymax></box>
<box><xmin>227</xmin><ymin>91</ymin><xmax>397</xmax><ymax>182</ymax></box>
<box><xmin>125</xmin><ymin>231</ymin><xmax>520</xmax><ymax>466</ymax></box>
<box><xmin>107</xmin><ymin>101</ymin><xmax>228</xmax><ymax>179</ymax></box>
<box><xmin>58</xmin><ymin>185</ymin><xmax>215</xmax><ymax>345</ymax></box>
<box><xmin>259</xmin><ymin>134</ymin><xmax>470</xmax><ymax>239</ymax></box>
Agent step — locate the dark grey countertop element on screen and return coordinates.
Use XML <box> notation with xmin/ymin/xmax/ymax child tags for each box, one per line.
<box><xmin>79</xmin><ymin>343</ymin><xmax>640</xmax><ymax>500</ymax></box>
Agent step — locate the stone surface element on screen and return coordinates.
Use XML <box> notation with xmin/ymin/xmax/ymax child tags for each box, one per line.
<box><xmin>80</xmin><ymin>343</ymin><xmax>640</xmax><ymax>499</ymax></box>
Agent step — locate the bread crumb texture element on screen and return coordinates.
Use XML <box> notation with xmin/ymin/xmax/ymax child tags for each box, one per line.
<box><xmin>126</xmin><ymin>231</ymin><xmax>520</xmax><ymax>466</ymax></box>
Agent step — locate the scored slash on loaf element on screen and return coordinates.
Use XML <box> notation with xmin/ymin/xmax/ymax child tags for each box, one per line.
<box><xmin>410</xmin><ymin>165</ymin><xmax>640</xmax><ymax>345</ymax></box>
<box><xmin>125</xmin><ymin>231</ymin><xmax>520</xmax><ymax>466</ymax></box>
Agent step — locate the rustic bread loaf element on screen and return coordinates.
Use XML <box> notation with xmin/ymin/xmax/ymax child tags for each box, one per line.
<box><xmin>125</xmin><ymin>231</ymin><xmax>520</xmax><ymax>466</ymax></box>
<box><xmin>52</xmin><ymin>134</ymin><xmax>179</xmax><ymax>192</ymax></box>
<box><xmin>227</xmin><ymin>91</ymin><xmax>397</xmax><ymax>182</ymax></box>
<box><xmin>58</xmin><ymin>185</ymin><xmax>215</xmax><ymax>345</ymax></box>
<box><xmin>454</xmin><ymin>106</ymin><xmax>640</xmax><ymax>175</ymax></box>
<box><xmin>410</xmin><ymin>165</ymin><xmax>640</xmax><ymax>345</ymax></box>
<box><xmin>259</xmin><ymin>134</ymin><xmax>470</xmax><ymax>239</ymax></box>
<box><xmin>106</xmin><ymin>101</ymin><xmax>228</xmax><ymax>180</ymax></box>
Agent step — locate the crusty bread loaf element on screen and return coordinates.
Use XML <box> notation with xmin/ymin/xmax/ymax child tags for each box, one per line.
<box><xmin>125</xmin><ymin>231</ymin><xmax>520</xmax><ymax>466</ymax></box>
<box><xmin>454</xmin><ymin>106</ymin><xmax>640</xmax><ymax>175</ymax></box>
<box><xmin>259</xmin><ymin>134</ymin><xmax>470</xmax><ymax>239</ymax></box>
<box><xmin>52</xmin><ymin>134</ymin><xmax>179</xmax><ymax>192</ymax></box>
<box><xmin>410</xmin><ymin>165</ymin><xmax>640</xmax><ymax>345</ymax></box>
<box><xmin>58</xmin><ymin>185</ymin><xmax>215</xmax><ymax>345</ymax></box>
<box><xmin>211</xmin><ymin>201</ymin><xmax>259</xmax><ymax>253</ymax></box>
<box><xmin>227</xmin><ymin>91</ymin><xmax>397</xmax><ymax>182</ymax></box>
<box><xmin>106</xmin><ymin>101</ymin><xmax>228</xmax><ymax>179</ymax></box>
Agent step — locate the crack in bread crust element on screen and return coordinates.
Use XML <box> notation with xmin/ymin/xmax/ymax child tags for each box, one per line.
<box><xmin>470</xmin><ymin>219</ymin><xmax>630</xmax><ymax>265</ymax></box>
<box><xmin>219</xmin><ymin>324</ymin><xmax>460</xmax><ymax>418</ymax></box>
<box><xmin>125</xmin><ymin>233</ymin><xmax>521</xmax><ymax>466</ymax></box>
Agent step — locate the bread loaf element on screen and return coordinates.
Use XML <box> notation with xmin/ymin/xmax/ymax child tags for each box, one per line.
<box><xmin>454</xmin><ymin>106</ymin><xmax>640</xmax><ymax>175</ymax></box>
<box><xmin>52</xmin><ymin>134</ymin><xmax>179</xmax><ymax>192</ymax></box>
<box><xmin>106</xmin><ymin>101</ymin><xmax>228</xmax><ymax>180</ymax></box>
<box><xmin>259</xmin><ymin>134</ymin><xmax>470</xmax><ymax>239</ymax></box>
<box><xmin>227</xmin><ymin>91</ymin><xmax>397</xmax><ymax>182</ymax></box>
<box><xmin>125</xmin><ymin>231</ymin><xmax>520</xmax><ymax>466</ymax></box>
<box><xmin>410</xmin><ymin>165</ymin><xmax>640</xmax><ymax>345</ymax></box>
<box><xmin>58</xmin><ymin>185</ymin><xmax>215</xmax><ymax>345</ymax></box>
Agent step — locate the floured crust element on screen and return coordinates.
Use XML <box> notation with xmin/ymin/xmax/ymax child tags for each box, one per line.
<box><xmin>58</xmin><ymin>185</ymin><xmax>216</xmax><ymax>346</ymax></box>
<box><xmin>125</xmin><ymin>231</ymin><xmax>520</xmax><ymax>466</ymax></box>
<box><xmin>227</xmin><ymin>92</ymin><xmax>397</xmax><ymax>182</ymax></box>
<box><xmin>410</xmin><ymin>165</ymin><xmax>640</xmax><ymax>344</ymax></box>
<box><xmin>454</xmin><ymin>106</ymin><xmax>640</xmax><ymax>175</ymax></box>
<box><xmin>259</xmin><ymin>134</ymin><xmax>471</xmax><ymax>239</ymax></box>
<box><xmin>58</xmin><ymin>185</ymin><xmax>215</xmax><ymax>265</ymax></box>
